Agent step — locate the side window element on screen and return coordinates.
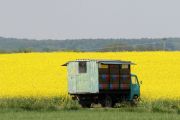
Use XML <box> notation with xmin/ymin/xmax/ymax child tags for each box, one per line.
<box><xmin>131</xmin><ymin>76</ymin><xmax>137</xmax><ymax>84</ymax></box>
<box><xmin>79</xmin><ymin>62</ymin><xmax>87</xmax><ymax>73</ymax></box>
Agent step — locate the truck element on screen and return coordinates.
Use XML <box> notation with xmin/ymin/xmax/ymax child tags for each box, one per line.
<box><xmin>62</xmin><ymin>59</ymin><xmax>141</xmax><ymax>107</ymax></box>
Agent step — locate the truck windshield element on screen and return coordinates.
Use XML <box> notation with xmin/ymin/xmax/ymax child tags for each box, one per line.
<box><xmin>131</xmin><ymin>76</ymin><xmax>138</xmax><ymax>85</ymax></box>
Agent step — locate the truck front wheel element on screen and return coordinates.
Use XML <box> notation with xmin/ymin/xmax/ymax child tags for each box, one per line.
<box><xmin>131</xmin><ymin>96</ymin><xmax>139</xmax><ymax>106</ymax></box>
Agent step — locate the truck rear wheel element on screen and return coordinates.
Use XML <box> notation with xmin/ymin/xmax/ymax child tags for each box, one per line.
<box><xmin>80</xmin><ymin>102</ymin><xmax>91</xmax><ymax>108</ymax></box>
<box><xmin>79</xmin><ymin>100</ymin><xmax>91</xmax><ymax>108</ymax></box>
<box><xmin>101</xmin><ymin>95</ymin><xmax>113</xmax><ymax>108</ymax></box>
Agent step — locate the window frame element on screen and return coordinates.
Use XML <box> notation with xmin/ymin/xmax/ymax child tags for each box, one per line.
<box><xmin>78</xmin><ymin>61</ymin><xmax>87</xmax><ymax>73</ymax></box>
<box><xmin>131</xmin><ymin>76</ymin><xmax>138</xmax><ymax>85</ymax></box>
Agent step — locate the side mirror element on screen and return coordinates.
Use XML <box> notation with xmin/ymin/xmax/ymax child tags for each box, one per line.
<box><xmin>140</xmin><ymin>81</ymin><xmax>142</xmax><ymax>84</ymax></box>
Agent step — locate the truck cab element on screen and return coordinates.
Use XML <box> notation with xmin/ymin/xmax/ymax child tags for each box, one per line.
<box><xmin>130</xmin><ymin>74</ymin><xmax>140</xmax><ymax>101</ymax></box>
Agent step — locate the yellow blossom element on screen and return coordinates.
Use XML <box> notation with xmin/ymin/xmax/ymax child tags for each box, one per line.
<box><xmin>0</xmin><ymin>52</ymin><xmax>179</xmax><ymax>100</ymax></box>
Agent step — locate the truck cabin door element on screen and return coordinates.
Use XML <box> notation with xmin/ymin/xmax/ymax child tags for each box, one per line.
<box><xmin>131</xmin><ymin>75</ymin><xmax>140</xmax><ymax>99</ymax></box>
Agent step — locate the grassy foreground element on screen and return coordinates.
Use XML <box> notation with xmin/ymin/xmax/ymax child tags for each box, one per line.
<box><xmin>0</xmin><ymin>97</ymin><xmax>180</xmax><ymax>120</ymax></box>
<box><xmin>0</xmin><ymin>109</ymin><xmax>180</xmax><ymax>120</ymax></box>
<box><xmin>0</xmin><ymin>97</ymin><xmax>180</xmax><ymax>113</ymax></box>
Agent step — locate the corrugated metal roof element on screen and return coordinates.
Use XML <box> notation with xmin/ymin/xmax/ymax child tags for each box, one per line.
<box><xmin>99</xmin><ymin>61</ymin><xmax>135</xmax><ymax>65</ymax></box>
<box><xmin>62</xmin><ymin>59</ymin><xmax>135</xmax><ymax>66</ymax></box>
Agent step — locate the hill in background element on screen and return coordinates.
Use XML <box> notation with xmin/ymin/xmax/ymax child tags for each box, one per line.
<box><xmin>0</xmin><ymin>37</ymin><xmax>180</xmax><ymax>53</ymax></box>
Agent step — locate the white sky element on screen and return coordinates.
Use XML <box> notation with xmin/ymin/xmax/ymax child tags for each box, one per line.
<box><xmin>0</xmin><ymin>0</ymin><xmax>180</xmax><ymax>40</ymax></box>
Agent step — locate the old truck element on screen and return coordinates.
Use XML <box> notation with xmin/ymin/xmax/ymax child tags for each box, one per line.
<box><xmin>62</xmin><ymin>59</ymin><xmax>140</xmax><ymax>107</ymax></box>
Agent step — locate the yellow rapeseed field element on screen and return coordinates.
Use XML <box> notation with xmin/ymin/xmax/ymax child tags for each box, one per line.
<box><xmin>0</xmin><ymin>52</ymin><xmax>179</xmax><ymax>100</ymax></box>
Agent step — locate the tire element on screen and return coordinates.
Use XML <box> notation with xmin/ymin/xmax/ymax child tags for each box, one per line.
<box><xmin>112</xmin><ymin>101</ymin><xmax>116</xmax><ymax>108</ymax></box>
<box><xmin>101</xmin><ymin>95</ymin><xmax>113</xmax><ymax>108</ymax></box>
<box><xmin>81</xmin><ymin>103</ymin><xmax>91</xmax><ymax>108</ymax></box>
<box><xmin>131</xmin><ymin>96</ymin><xmax>139</xmax><ymax>106</ymax></box>
<box><xmin>79</xmin><ymin>101</ymin><xmax>91</xmax><ymax>108</ymax></box>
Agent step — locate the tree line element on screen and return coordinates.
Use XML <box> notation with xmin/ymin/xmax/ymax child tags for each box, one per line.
<box><xmin>0</xmin><ymin>37</ymin><xmax>180</xmax><ymax>53</ymax></box>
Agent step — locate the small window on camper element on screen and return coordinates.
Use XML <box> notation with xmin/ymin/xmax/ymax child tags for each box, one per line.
<box><xmin>79</xmin><ymin>62</ymin><xmax>87</xmax><ymax>73</ymax></box>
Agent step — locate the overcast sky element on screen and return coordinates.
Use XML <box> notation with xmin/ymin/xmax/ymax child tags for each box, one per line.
<box><xmin>0</xmin><ymin>0</ymin><xmax>180</xmax><ymax>40</ymax></box>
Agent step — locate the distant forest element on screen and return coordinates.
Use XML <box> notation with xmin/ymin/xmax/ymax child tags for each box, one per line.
<box><xmin>0</xmin><ymin>37</ymin><xmax>180</xmax><ymax>53</ymax></box>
